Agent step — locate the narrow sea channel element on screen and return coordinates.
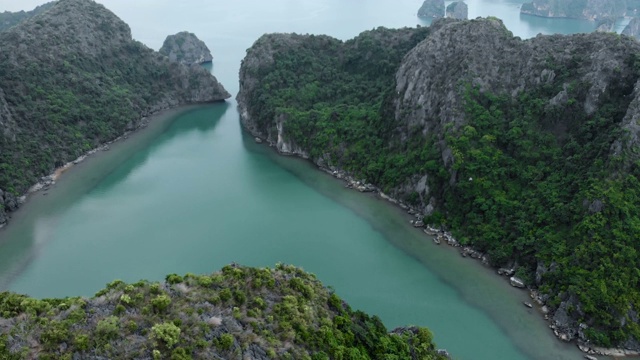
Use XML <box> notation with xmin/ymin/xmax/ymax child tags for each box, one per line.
<box><xmin>0</xmin><ymin>0</ymin><xmax>624</xmax><ymax>359</ymax></box>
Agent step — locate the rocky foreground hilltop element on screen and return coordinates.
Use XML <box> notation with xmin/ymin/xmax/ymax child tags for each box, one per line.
<box><xmin>238</xmin><ymin>18</ymin><xmax>640</xmax><ymax>351</ymax></box>
<box><xmin>159</xmin><ymin>31</ymin><xmax>214</xmax><ymax>65</ymax></box>
<box><xmin>0</xmin><ymin>0</ymin><xmax>230</xmax><ymax>226</ymax></box>
<box><xmin>0</xmin><ymin>264</ymin><xmax>448</xmax><ymax>359</ymax></box>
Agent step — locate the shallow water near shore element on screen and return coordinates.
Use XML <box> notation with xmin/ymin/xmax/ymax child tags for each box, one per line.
<box><xmin>0</xmin><ymin>0</ymin><xmax>634</xmax><ymax>359</ymax></box>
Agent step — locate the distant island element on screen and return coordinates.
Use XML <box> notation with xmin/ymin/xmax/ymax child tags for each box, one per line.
<box><xmin>0</xmin><ymin>264</ymin><xmax>449</xmax><ymax>359</ymax></box>
<box><xmin>0</xmin><ymin>0</ymin><xmax>230</xmax><ymax>226</ymax></box>
<box><xmin>159</xmin><ymin>31</ymin><xmax>214</xmax><ymax>65</ymax></box>
<box><xmin>237</xmin><ymin>17</ymin><xmax>640</xmax><ymax>354</ymax></box>
<box><xmin>446</xmin><ymin>2</ymin><xmax>468</xmax><ymax>20</ymax></box>
<box><xmin>418</xmin><ymin>0</ymin><xmax>444</xmax><ymax>19</ymax></box>
<box><xmin>521</xmin><ymin>0</ymin><xmax>638</xmax><ymax>20</ymax></box>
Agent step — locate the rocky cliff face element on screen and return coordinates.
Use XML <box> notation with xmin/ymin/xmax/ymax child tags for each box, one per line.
<box><xmin>521</xmin><ymin>0</ymin><xmax>627</xmax><ymax>20</ymax></box>
<box><xmin>393</xmin><ymin>19</ymin><xmax>639</xmax><ymax>158</ymax></box>
<box><xmin>446</xmin><ymin>2</ymin><xmax>468</xmax><ymax>20</ymax></box>
<box><xmin>0</xmin><ymin>0</ymin><xmax>230</xmax><ymax>226</ymax></box>
<box><xmin>237</xmin><ymin>18</ymin><xmax>640</xmax><ymax>351</ymax></box>
<box><xmin>623</xmin><ymin>17</ymin><xmax>640</xmax><ymax>40</ymax></box>
<box><xmin>596</xmin><ymin>18</ymin><xmax>616</xmax><ymax>32</ymax></box>
<box><xmin>418</xmin><ymin>0</ymin><xmax>444</xmax><ymax>19</ymax></box>
<box><xmin>159</xmin><ymin>31</ymin><xmax>214</xmax><ymax>65</ymax></box>
<box><xmin>0</xmin><ymin>1</ymin><xmax>56</xmax><ymax>32</ymax></box>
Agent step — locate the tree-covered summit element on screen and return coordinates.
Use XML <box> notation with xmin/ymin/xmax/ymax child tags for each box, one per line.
<box><xmin>0</xmin><ymin>264</ymin><xmax>448</xmax><ymax>359</ymax></box>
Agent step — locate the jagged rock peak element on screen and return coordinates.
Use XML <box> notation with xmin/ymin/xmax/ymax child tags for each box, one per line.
<box><xmin>159</xmin><ymin>31</ymin><xmax>214</xmax><ymax>65</ymax></box>
<box><xmin>418</xmin><ymin>0</ymin><xmax>445</xmax><ymax>19</ymax></box>
<box><xmin>395</xmin><ymin>17</ymin><xmax>640</xmax><ymax>136</ymax></box>
<box><xmin>446</xmin><ymin>2</ymin><xmax>468</xmax><ymax>20</ymax></box>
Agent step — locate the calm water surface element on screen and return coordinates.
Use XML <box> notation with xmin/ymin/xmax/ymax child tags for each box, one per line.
<box><xmin>0</xmin><ymin>0</ymin><xmax>628</xmax><ymax>359</ymax></box>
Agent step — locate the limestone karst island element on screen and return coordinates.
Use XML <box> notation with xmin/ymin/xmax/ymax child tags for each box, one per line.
<box><xmin>2</xmin><ymin>0</ymin><xmax>640</xmax><ymax>359</ymax></box>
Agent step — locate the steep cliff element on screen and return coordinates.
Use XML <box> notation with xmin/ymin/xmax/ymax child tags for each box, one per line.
<box><xmin>0</xmin><ymin>1</ymin><xmax>56</xmax><ymax>32</ymax></box>
<box><xmin>624</xmin><ymin>17</ymin><xmax>640</xmax><ymax>40</ymax></box>
<box><xmin>0</xmin><ymin>0</ymin><xmax>230</xmax><ymax>226</ymax></box>
<box><xmin>520</xmin><ymin>0</ymin><xmax>627</xmax><ymax>20</ymax></box>
<box><xmin>0</xmin><ymin>264</ymin><xmax>448</xmax><ymax>359</ymax></box>
<box><xmin>238</xmin><ymin>18</ymin><xmax>640</xmax><ymax>350</ymax></box>
<box><xmin>159</xmin><ymin>31</ymin><xmax>214</xmax><ymax>65</ymax></box>
<box><xmin>417</xmin><ymin>0</ymin><xmax>444</xmax><ymax>19</ymax></box>
<box><xmin>446</xmin><ymin>2</ymin><xmax>468</xmax><ymax>20</ymax></box>
<box><xmin>595</xmin><ymin>18</ymin><xmax>616</xmax><ymax>32</ymax></box>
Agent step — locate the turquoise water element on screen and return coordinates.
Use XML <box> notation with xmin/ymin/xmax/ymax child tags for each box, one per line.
<box><xmin>0</xmin><ymin>0</ymin><xmax>624</xmax><ymax>359</ymax></box>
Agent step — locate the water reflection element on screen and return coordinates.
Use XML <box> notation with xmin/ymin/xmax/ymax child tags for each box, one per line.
<box><xmin>0</xmin><ymin>103</ymin><xmax>229</xmax><ymax>293</ymax></box>
<box><xmin>95</xmin><ymin>103</ymin><xmax>229</xmax><ymax>194</ymax></box>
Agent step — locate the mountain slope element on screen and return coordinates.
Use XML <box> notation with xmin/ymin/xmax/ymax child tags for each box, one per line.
<box><xmin>0</xmin><ymin>2</ymin><xmax>56</xmax><ymax>32</ymax></box>
<box><xmin>0</xmin><ymin>264</ymin><xmax>448</xmax><ymax>360</ymax></box>
<box><xmin>0</xmin><ymin>0</ymin><xmax>230</xmax><ymax>225</ymax></box>
<box><xmin>237</xmin><ymin>18</ymin><xmax>640</xmax><ymax>349</ymax></box>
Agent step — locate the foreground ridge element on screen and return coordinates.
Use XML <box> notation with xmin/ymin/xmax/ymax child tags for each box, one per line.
<box><xmin>0</xmin><ymin>264</ymin><xmax>448</xmax><ymax>359</ymax></box>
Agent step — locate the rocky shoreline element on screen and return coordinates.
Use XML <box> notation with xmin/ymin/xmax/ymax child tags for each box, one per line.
<box><xmin>250</xmin><ymin>134</ymin><xmax>639</xmax><ymax>359</ymax></box>
<box><xmin>0</xmin><ymin>104</ymin><xmax>215</xmax><ymax>230</ymax></box>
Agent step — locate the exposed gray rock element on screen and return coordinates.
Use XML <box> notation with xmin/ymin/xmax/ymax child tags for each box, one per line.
<box><xmin>418</xmin><ymin>0</ymin><xmax>444</xmax><ymax>19</ymax></box>
<box><xmin>587</xmin><ymin>199</ymin><xmax>604</xmax><ymax>213</ymax></box>
<box><xmin>520</xmin><ymin>0</ymin><xmax>627</xmax><ymax>20</ymax></box>
<box><xmin>394</xmin><ymin>18</ymin><xmax>640</xmax><ymax>171</ymax></box>
<box><xmin>446</xmin><ymin>2</ymin><xmax>468</xmax><ymax>20</ymax></box>
<box><xmin>623</xmin><ymin>17</ymin><xmax>640</xmax><ymax>40</ymax></box>
<box><xmin>0</xmin><ymin>189</ymin><xmax>6</xmax><ymax>226</ymax></box>
<box><xmin>552</xmin><ymin>295</ymin><xmax>581</xmax><ymax>342</ymax></box>
<box><xmin>159</xmin><ymin>31</ymin><xmax>213</xmax><ymax>65</ymax></box>
<box><xmin>510</xmin><ymin>276</ymin><xmax>526</xmax><ymax>288</ymax></box>
<box><xmin>595</xmin><ymin>17</ymin><xmax>616</xmax><ymax>32</ymax></box>
<box><xmin>535</xmin><ymin>262</ymin><xmax>548</xmax><ymax>285</ymax></box>
<box><xmin>3</xmin><ymin>191</ymin><xmax>17</xmax><ymax>212</ymax></box>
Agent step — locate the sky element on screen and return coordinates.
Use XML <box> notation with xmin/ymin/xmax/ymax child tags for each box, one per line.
<box><xmin>1</xmin><ymin>0</ymin><xmax>52</xmax><ymax>12</ymax></box>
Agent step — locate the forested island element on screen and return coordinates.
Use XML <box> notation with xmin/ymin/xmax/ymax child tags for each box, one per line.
<box><xmin>0</xmin><ymin>264</ymin><xmax>448</xmax><ymax>359</ymax></box>
<box><xmin>159</xmin><ymin>32</ymin><xmax>214</xmax><ymax>65</ymax></box>
<box><xmin>520</xmin><ymin>0</ymin><xmax>640</xmax><ymax>20</ymax></box>
<box><xmin>0</xmin><ymin>0</ymin><xmax>230</xmax><ymax>226</ymax></box>
<box><xmin>238</xmin><ymin>18</ymin><xmax>640</xmax><ymax>351</ymax></box>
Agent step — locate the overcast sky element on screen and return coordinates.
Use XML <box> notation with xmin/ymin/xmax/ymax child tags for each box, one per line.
<box><xmin>1</xmin><ymin>0</ymin><xmax>56</xmax><ymax>12</ymax></box>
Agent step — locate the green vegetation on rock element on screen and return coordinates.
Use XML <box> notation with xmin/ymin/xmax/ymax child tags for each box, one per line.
<box><xmin>237</xmin><ymin>18</ymin><xmax>640</xmax><ymax>348</ymax></box>
<box><xmin>0</xmin><ymin>2</ymin><xmax>56</xmax><ymax>32</ymax></box>
<box><xmin>0</xmin><ymin>264</ymin><xmax>447</xmax><ymax>359</ymax></box>
<box><xmin>0</xmin><ymin>0</ymin><xmax>229</xmax><ymax>224</ymax></box>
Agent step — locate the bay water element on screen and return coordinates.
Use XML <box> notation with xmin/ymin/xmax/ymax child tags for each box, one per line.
<box><xmin>0</xmin><ymin>0</ymin><xmax>627</xmax><ymax>358</ymax></box>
